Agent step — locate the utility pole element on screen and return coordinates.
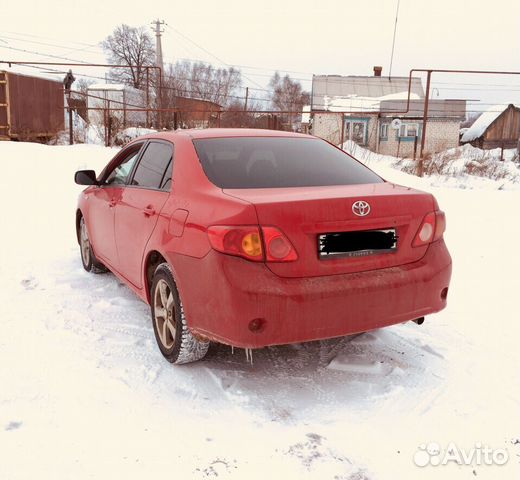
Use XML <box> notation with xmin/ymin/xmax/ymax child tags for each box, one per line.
<box><xmin>151</xmin><ymin>19</ymin><xmax>165</xmax><ymax>128</ymax></box>
<box><xmin>418</xmin><ymin>70</ymin><xmax>432</xmax><ymax>177</ymax></box>
<box><xmin>151</xmin><ymin>19</ymin><xmax>165</xmax><ymax>73</ymax></box>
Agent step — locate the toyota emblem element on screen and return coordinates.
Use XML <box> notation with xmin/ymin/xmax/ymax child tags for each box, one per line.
<box><xmin>352</xmin><ymin>200</ymin><xmax>371</xmax><ymax>217</ymax></box>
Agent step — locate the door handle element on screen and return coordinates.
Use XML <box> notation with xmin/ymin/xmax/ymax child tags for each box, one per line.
<box><xmin>109</xmin><ymin>198</ymin><xmax>116</xmax><ymax>208</ymax></box>
<box><xmin>143</xmin><ymin>206</ymin><xmax>156</xmax><ymax>217</ymax></box>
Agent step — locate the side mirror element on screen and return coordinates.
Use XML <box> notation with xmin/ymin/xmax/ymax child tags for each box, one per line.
<box><xmin>75</xmin><ymin>170</ymin><xmax>98</xmax><ymax>186</ymax></box>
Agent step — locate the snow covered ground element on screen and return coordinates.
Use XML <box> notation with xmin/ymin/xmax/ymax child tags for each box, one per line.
<box><xmin>0</xmin><ymin>141</ymin><xmax>519</xmax><ymax>479</ymax></box>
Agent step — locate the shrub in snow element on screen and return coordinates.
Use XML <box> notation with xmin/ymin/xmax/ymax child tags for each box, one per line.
<box><xmin>341</xmin><ymin>141</ymin><xmax>519</xmax><ymax>188</ymax></box>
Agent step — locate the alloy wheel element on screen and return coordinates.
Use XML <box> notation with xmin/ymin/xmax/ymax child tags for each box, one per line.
<box><xmin>80</xmin><ymin>219</ymin><xmax>91</xmax><ymax>266</ymax></box>
<box><xmin>154</xmin><ymin>279</ymin><xmax>176</xmax><ymax>349</ymax></box>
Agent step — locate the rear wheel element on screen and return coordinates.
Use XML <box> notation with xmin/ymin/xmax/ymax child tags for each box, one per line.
<box><xmin>79</xmin><ymin>217</ymin><xmax>107</xmax><ymax>273</ymax></box>
<box><xmin>151</xmin><ymin>263</ymin><xmax>209</xmax><ymax>364</ymax></box>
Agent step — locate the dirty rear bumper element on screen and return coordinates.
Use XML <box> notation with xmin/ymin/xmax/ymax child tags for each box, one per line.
<box><xmin>170</xmin><ymin>239</ymin><xmax>452</xmax><ymax>348</ymax></box>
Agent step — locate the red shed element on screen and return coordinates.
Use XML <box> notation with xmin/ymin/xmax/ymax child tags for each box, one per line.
<box><xmin>0</xmin><ymin>70</ymin><xmax>65</xmax><ymax>141</ymax></box>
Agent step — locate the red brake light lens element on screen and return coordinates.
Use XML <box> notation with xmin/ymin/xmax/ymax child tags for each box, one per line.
<box><xmin>262</xmin><ymin>226</ymin><xmax>298</xmax><ymax>262</ymax></box>
<box><xmin>207</xmin><ymin>226</ymin><xmax>263</xmax><ymax>261</ymax></box>
<box><xmin>207</xmin><ymin>225</ymin><xmax>297</xmax><ymax>262</ymax></box>
<box><xmin>412</xmin><ymin>210</ymin><xmax>446</xmax><ymax>247</ymax></box>
<box><xmin>433</xmin><ymin>210</ymin><xmax>446</xmax><ymax>242</ymax></box>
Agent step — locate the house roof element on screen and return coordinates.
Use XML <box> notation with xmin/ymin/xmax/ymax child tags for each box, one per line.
<box><xmin>380</xmin><ymin>98</ymin><xmax>466</xmax><ymax>119</ymax></box>
<box><xmin>312</xmin><ymin>74</ymin><xmax>424</xmax><ymax>109</ymax></box>
<box><xmin>461</xmin><ymin>104</ymin><xmax>519</xmax><ymax>142</ymax></box>
<box><xmin>1</xmin><ymin>67</ymin><xmax>62</xmax><ymax>83</ymax></box>
<box><xmin>325</xmin><ymin>92</ymin><xmax>421</xmax><ymax>113</ymax></box>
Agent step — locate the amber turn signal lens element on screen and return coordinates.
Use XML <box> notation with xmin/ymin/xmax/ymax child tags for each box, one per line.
<box><xmin>241</xmin><ymin>233</ymin><xmax>262</xmax><ymax>257</ymax></box>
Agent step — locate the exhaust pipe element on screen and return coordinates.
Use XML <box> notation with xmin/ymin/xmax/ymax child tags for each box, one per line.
<box><xmin>412</xmin><ymin>317</ymin><xmax>425</xmax><ymax>325</ymax></box>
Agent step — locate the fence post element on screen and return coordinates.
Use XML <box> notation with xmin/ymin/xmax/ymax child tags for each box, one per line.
<box><xmin>146</xmin><ymin>67</ymin><xmax>150</xmax><ymax>128</ymax></box>
<box><xmin>68</xmin><ymin>90</ymin><xmax>73</xmax><ymax>145</ymax></box>
<box><xmin>103</xmin><ymin>108</ymin><xmax>108</xmax><ymax>147</ymax></box>
<box><xmin>340</xmin><ymin>114</ymin><xmax>345</xmax><ymax>148</ymax></box>
<box><xmin>418</xmin><ymin>70</ymin><xmax>432</xmax><ymax>177</ymax></box>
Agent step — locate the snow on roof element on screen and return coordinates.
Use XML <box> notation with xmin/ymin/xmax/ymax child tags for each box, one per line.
<box><xmin>312</xmin><ymin>75</ymin><xmax>424</xmax><ymax>109</ymax></box>
<box><xmin>1</xmin><ymin>65</ymin><xmax>62</xmax><ymax>83</ymax></box>
<box><xmin>461</xmin><ymin>104</ymin><xmax>518</xmax><ymax>142</ymax></box>
<box><xmin>325</xmin><ymin>92</ymin><xmax>420</xmax><ymax>112</ymax></box>
<box><xmin>88</xmin><ymin>83</ymin><xmax>127</xmax><ymax>91</ymax></box>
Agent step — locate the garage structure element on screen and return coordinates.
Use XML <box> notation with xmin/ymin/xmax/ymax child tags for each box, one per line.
<box><xmin>0</xmin><ymin>70</ymin><xmax>64</xmax><ymax>141</ymax></box>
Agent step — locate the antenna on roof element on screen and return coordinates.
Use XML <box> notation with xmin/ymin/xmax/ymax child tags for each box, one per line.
<box><xmin>389</xmin><ymin>0</ymin><xmax>400</xmax><ymax>78</ymax></box>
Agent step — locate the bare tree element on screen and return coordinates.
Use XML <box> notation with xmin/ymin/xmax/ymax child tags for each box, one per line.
<box><xmin>268</xmin><ymin>72</ymin><xmax>310</xmax><ymax>112</ymax></box>
<box><xmin>163</xmin><ymin>60</ymin><xmax>242</xmax><ymax>107</ymax></box>
<box><xmin>101</xmin><ymin>24</ymin><xmax>155</xmax><ymax>89</ymax></box>
<box><xmin>268</xmin><ymin>72</ymin><xmax>310</xmax><ymax>129</ymax></box>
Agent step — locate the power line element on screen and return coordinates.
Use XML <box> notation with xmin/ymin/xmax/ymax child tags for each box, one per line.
<box><xmin>163</xmin><ymin>24</ymin><xmax>265</xmax><ymax>89</ymax></box>
<box><xmin>0</xmin><ymin>34</ymin><xmax>102</xmax><ymax>54</ymax></box>
<box><xmin>0</xmin><ymin>44</ymin><xmax>92</xmax><ymax>64</ymax></box>
<box><xmin>0</xmin><ymin>30</ymin><xmax>100</xmax><ymax>48</ymax></box>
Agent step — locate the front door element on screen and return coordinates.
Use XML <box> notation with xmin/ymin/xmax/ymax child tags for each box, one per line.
<box><xmin>88</xmin><ymin>142</ymin><xmax>144</xmax><ymax>266</ymax></box>
<box><xmin>114</xmin><ymin>140</ymin><xmax>173</xmax><ymax>288</ymax></box>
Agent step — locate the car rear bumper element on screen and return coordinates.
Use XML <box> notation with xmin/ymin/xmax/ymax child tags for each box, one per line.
<box><xmin>170</xmin><ymin>239</ymin><xmax>452</xmax><ymax>348</ymax></box>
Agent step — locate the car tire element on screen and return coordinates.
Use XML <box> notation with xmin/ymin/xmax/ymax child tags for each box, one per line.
<box><xmin>151</xmin><ymin>262</ymin><xmax>209</xmax><ymax>364</ymax></box>
<box><xmin>79</xmin><ymin>216</ymin><xmax>108</xmax><ymax>274</ymax></box>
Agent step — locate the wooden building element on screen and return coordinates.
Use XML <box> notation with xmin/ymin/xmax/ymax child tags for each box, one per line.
<box><xmin>0</xmin><ymin>70</ymin><xmax>64</xmax><ymax>141</ymax></box>
<box><xmin>461</xmin><ymin>104</ymin><xmax>520</xmax><ymax>149</ymax></box>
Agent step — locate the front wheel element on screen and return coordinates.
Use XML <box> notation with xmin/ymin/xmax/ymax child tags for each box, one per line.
<box><xmin>151</xmin><ymin>263</ymin><xmax>209</xmax><ymax>364</ymax></box>
<box><xmin>79</xmin><ymin>217</ymin><xmax>107</xmax><ymax>274</ymax></box>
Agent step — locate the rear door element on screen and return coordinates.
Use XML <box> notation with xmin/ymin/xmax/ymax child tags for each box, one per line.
<box><xmin>87</xmin><ymin>143</ymin><xmax>143</xmax><ymax>265</ymax></box>
<box><xmin>114</xmin><ymin>140</ymin><xmax>173</xmax><ymax>288</ymax></box>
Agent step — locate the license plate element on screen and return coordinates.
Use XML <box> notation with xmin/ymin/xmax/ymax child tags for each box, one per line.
<box><xmin>318</xmin><ymin>228</ymin><xmax>398</xmax><ymax>259</ymax></box>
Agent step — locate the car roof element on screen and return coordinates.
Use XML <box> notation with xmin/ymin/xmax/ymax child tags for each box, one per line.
<box><xmin>142</xmin><ymin>128</ymin><xmax>313</xmax><ymax>141</ymax></box>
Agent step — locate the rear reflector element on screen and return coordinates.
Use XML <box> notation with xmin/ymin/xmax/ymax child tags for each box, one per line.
<box><xmin>433</xmin><ymin>211</ymin><xmax>446</xmax><ymax>242</ymax></box>
<box><xmin>412</xmin><ymin>210</ymin><xmax>446</xmax><ymax>247</ymax></box>
<box><xmin>208</xmin><ymin>225</ymin><xmax>297</xmax><ymax>262</ymax></box>
<box><xmin>262</xmin><ymin>226</ymin><xmax>298</xmax><ymax>262</ymax></box>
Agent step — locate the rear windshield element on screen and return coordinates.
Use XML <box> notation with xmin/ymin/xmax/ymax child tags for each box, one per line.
<box><xmin>192</xmin><ymin>137</ymin><xmax>383</xmax><ymax>188</ymax></box>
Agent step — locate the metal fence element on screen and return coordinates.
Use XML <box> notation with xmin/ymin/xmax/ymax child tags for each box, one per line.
<box><xmin>2</xmin><ymin>61</ymin><xmax>520</xmax><ymax>175</ymax></box>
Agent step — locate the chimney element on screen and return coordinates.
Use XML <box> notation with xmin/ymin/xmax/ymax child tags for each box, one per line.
<box><xmin>373</xmin><ymin>66</ymin><xmax>383</xmax><ymax>77</ymax></box>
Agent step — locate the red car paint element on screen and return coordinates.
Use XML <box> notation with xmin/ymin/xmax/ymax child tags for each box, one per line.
<box><xmin>76</xmin><ymin>129</ymin><xmax>452</xmax><ymax>348</ymax></box>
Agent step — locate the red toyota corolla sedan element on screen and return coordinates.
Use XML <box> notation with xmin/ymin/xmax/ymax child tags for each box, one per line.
<box><xmin>75</xmin><ymin>129</ymin><xmax>452</xmax><ymax>364</ymax></box>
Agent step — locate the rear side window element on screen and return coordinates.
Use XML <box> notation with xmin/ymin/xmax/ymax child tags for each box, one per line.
<box><xmin>131</xmin><ymin>141</ymin><xmax>173</xmax><ymax>190</ymax></box>
<box><xmin>193</xmin><ymin>137</ymin><xmax>383</xmax><ymax>188</ymax></box>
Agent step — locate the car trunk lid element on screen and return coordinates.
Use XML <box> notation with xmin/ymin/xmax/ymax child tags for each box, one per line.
<box><xmin>224</xmin><ymin>182</ymin><xmax>435</xmax><ymax>278</ymax></box>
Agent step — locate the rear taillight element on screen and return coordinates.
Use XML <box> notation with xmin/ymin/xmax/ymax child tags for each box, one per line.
<box><xmin>262</xmin><ymin>226</ymin><xmax>298</xmax><ymax>262</ymax></box>
<box><xmin>207</xmin><ymin>225</ymin><xmax>297</xmax><ymax>262</ymax></box>
<box><xmin>412</xmin><ymin>210</ymin><xmax>446</xmax><ymax>247</ymax></box>
<box><xmin>207</xmin><ymin>226</ymin><xmax>263</xmax><ymax>261</ymax></box>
